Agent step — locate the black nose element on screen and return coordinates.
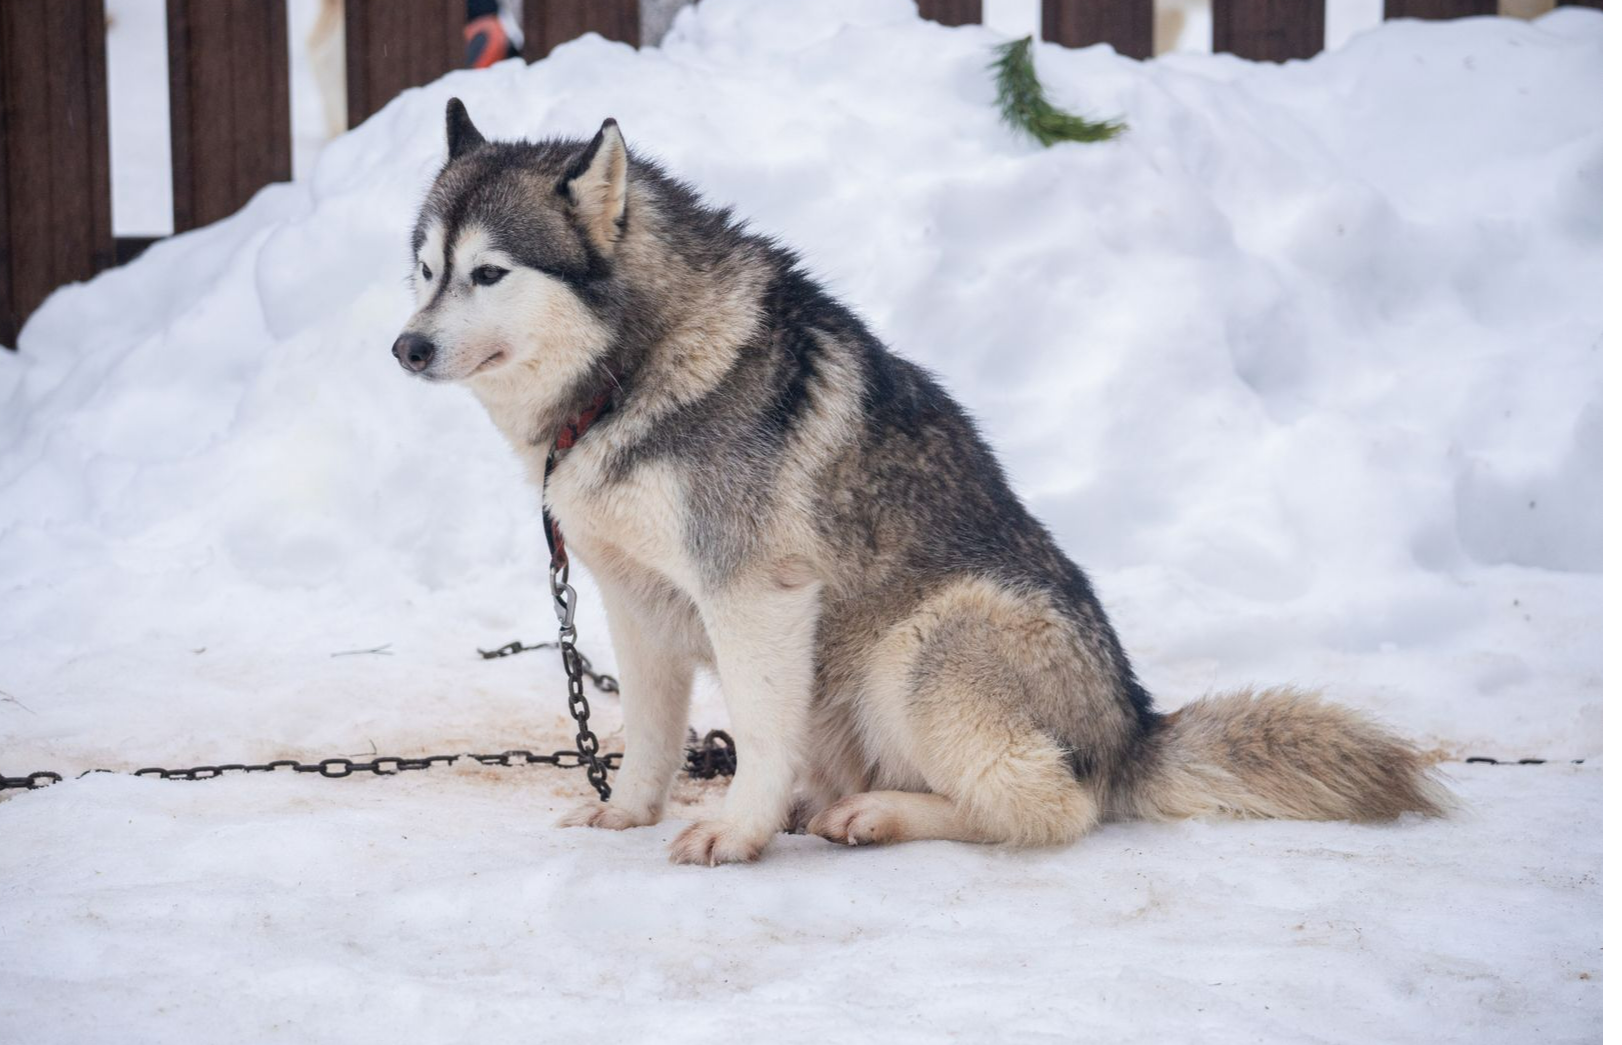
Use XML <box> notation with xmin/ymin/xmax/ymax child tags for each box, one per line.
<box><xmin>392</xmin><ymin>332</ymin><xmax>436</xmax><ymax>373</ymax></box>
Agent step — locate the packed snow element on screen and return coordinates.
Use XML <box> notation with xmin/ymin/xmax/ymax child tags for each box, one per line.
<box><xmin>0</xmin><ymin>1</ymin><xmax>1600</xmax><ymax>1040</ymax></box>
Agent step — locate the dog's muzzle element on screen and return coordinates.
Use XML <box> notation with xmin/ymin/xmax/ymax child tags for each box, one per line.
<box><xmin>392</xmin><ymin>332</ymin><xmax>437</xmax><ymax>373</ymax></box>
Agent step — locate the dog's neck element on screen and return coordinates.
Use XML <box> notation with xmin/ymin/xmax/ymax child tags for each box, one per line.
<box><xmin>469</xmin><ymin>363</ymin><xmax>619</xmax><ymax>461</ymax></box>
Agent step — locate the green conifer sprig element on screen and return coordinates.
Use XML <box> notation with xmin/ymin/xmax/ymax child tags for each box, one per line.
<box><xmin>992</xmin><ymin>35</ymin><xmax>1125</xmax><ymax>147</ymax></box>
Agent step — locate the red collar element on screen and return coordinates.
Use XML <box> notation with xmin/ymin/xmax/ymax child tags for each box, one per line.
<box><xmin>553</xmin><ymin>385</ymin><xmax>616</xmax><ymax>454</ymax></box>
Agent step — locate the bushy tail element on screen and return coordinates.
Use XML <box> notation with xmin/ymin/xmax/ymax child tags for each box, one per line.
<box><xmin>1116</xmin><ymin>687</ymin><xmax>1451</xmax><ymax>823</ymax></box>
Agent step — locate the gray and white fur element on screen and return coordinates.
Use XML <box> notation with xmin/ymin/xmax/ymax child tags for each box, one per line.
<box><xmin>393</xmin><ymin>99</ymin><xmax>1449</xmax><ymax>865</ymax></box>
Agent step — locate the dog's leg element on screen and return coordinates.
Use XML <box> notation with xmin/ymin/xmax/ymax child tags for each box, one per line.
<box><xmin>810</xmin><ymin>579</ymin><xmax>1105</xmax><ymax>849</ymax></box>
<box><xmin>808</xmin><ymin>720</ymin><xmax>1101</xmax><ymax>848</ymax></box>
<box><xmin>669</xmin><ymin>574</ymin><xmax>819</xmax><ymax>865</ymax></box>
<box><xmin>559</xmin><ymin>577</ymin><xmax>695</xmax><ymax>831</ymax></box>
<box><xmin>788</xmin><ymin>700</ymin><xmax>869</xmax><ymax>832</ymax></box>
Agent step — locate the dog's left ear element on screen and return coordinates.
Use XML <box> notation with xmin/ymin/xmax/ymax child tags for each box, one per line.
<box><xmin>446</xmin><ymin>97</ymin><xmax>486</xmax><ymax>159</ymax></box>
<box><xmin>561</xmin><ymin>118</ymin><xmax>628</xmax><ymax>254</ymax></box>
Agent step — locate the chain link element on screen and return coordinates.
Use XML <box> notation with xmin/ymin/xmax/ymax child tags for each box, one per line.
<box><xmin>685</xmin><ymin>729</ymin><xmax>738</xmax><ymax>780</ymax></box>
<box><xmin>478</xmin><ymin>640</ymin><xmax>619</xmax><ymax>694</ymax></box>
<box><xmin>0</xmin><ymin>771</ymin><xmax>63</xmax><ymax>791</ymax></box>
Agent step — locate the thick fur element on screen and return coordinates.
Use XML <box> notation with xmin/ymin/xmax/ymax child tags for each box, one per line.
<box><xmin>396</xmin><ymin>101</ymin><xmax>1448</xmax><ymax>865</ymax></box>
<box><xmin>1115</xmin><ymin>687</ymin><xmax>1451</xmax><ymax>823</ymax></box>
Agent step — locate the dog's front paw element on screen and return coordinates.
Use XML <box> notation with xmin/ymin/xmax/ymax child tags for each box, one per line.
<box><xmin>806</xmin><ymin>794</ymin><xmax>902</xmax><ymax>846</ymax></box>
<box><xmin>668</xmin><ymin>820</ymin><xmax>768</xmax><ymax>866</ymax></box>
<box><xmin>558</xmin><ymin>801</ymin><xmax>658</xmax><ymax>830</ymax></box>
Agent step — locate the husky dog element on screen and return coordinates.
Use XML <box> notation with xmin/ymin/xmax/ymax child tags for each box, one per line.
<box><xmin>394</xmin><ymin>99</ymin><xmax>1447</xmax><ymax>865</ymax></box>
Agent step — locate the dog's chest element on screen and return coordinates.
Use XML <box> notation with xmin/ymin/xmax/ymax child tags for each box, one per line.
<box><xmin>543</xmin><ymin>448</ymin><xmax>697</xmax><ymax>592</ymax></box>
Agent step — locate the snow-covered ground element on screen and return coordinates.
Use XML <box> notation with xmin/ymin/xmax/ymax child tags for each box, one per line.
<box><xmin>1</xmin><ymin>1</ymin><xmax>1600</xmax><ymax>1040</ymax></box>
<box><xmin>1</xmin><ymin>763</ymin><xmax>1599</xmax><ymax>1042</ymax></box>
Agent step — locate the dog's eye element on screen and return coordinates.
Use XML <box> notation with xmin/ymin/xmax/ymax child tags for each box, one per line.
<box><xmin>472</xmin><ymin>265</ymin><xmax>509</xmax><ymax>287</ymax></box>
<box><xmin>420</xmin><ymin>263</ymin><xmax>432</xmax><ymax>281</ymax></box>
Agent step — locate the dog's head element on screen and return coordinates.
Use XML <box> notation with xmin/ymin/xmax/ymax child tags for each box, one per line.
<box><xmin>392</xmin><ymin>99</ymin><xmax>629</xmax><ymax>389</ymax></box>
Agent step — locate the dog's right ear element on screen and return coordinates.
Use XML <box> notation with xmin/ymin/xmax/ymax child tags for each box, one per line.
<box><xmin>445</xmin><ymin>98</ymin><xmax>486</xmax><ymax>159</ymax></box>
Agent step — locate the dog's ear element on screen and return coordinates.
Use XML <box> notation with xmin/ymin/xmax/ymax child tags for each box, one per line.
<box><xmin>445</xmin><ymin>98</ymin><xmax>486</xmax><ymax>159</ymax></box>
<box><xmin>561</xmin><ymin>118</ymin><xmax>628</xmax><ymax>254</ymax></box>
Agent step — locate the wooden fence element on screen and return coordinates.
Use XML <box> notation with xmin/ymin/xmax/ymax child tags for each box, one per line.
<box><xmin>0</xmin><ymin>0</ymin><xmax>1601</xmax><ymax>346</ymax></box>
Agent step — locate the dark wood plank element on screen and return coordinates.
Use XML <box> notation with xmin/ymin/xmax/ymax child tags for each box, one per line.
<box><xmin>918</xmin><ymin>0</ymin><xmax>984</xmax><ymax>26</ymax></box>
<box><xmin>0</xmin><ymin>19</ymin><xmax>9</xmax><ymax>347</ymax></box>
<box><xmin>524</xmin><ymin>0</ymin><xmax>640</xmax><ymax>60</ymax></box>
<box><xmin>0</xmin><ymin>0</ymin><xmax>112</xmax><ymax>347</ymax></box>
<box><xmin>168</xmin><ymin>0</ymin><xmax>291</xmax><ymax>232</ymax></box>
<box><xmin>1213</xmin><ymin>0</ymin><xmax>1325</xmax><ymax>61</ymax></box>
<box><xmin>345</xmin><ymin>0</ymin><xmax>465</xmax><ymax>129</ymax></box>
<box><xmin>114</xmin><ymin>237</ymin><xmax>161</xmax><ymax>266</ymax></box>
<box><xmin>1384</xmin><ymin>0</ymin><xmax>1495</xmax><ymax>17</ymax></box>
<box><xmin>1042</xmin><ymin>0</ymin><xmax>1153</xmax><ymax>60</ymax></box>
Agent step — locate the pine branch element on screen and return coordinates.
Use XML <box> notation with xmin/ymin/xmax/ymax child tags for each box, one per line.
<box><xmin>992</xmin><ymin>36</ymin><xmax>1125</xmax><ymax>147</ymax></box>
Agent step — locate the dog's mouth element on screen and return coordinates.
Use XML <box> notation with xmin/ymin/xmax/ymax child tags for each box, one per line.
<box><xmin>469</xmin><ymin>350</ymin><xmax>507</xmax><ymax>377</ymax></box>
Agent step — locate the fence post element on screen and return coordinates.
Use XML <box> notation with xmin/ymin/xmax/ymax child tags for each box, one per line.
<box><xmin>1384</xmin><ymin>0</ymin><xmax>1495</xmax><ymax>16</ymax></box>
<box><xmin>918</xmin><ymin>1</ymin><xmax>984</xmax><ymax>25</ymax></box>
<box><xmin>1212</xmin><ymin>0</ymin><xmax>1325</xmax><ymax>61</ymax></box>
<box><xmin>1041</xmin><ymin>0</ymin><xmax>1153</xmax><ymax>59</ymax></box>
<box><xmin>167</xmin><ymin>0</ymin><xmax>291</xmax><ymax>232</ymax></box>
<box><xmin>0</xmin><ymin>0</ymin><xmax>113</xmax><ymax>347</ymax></box>
<box><xmin>345</xmin><ymin>0</ymin><xmax>465</xmax><ymax>129</ymax></box>
<box><xmin>524</xmin><ymin>0</ymin><xmax>640</xmax><ymax>60</ymax></box>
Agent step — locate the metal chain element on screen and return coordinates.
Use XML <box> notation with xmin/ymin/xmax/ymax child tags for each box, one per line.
<box><xmin>543</xmin><ymin>511</ymin><xmax>614</xmax><ymax>801</ymax></box>
<box><xmin>561</xmin><ymin>633</ymin><xmax>611</xmax><ymax>800</ymax></box>
<box><xmin>1</xmin><ymin>745</ymin><xmax>1578</xmax><ymax>794</ymax></box>
<box><xmin>0</xmin><ymin>748</ymin><xmax>628</xmax><ymax>792</ymax></box>
<box><xmin>685</xmin><ymin>729</ymin><xmax>738</xmax><ymax>780</ymax></box>
<box><xmin>0</xmin><ymin>728</ymin><xmax>745</xmax><ymax>793</ymax></box>
<box><xmin>478</xmin><ymin>639</ymin><xmax>619</xmax><ymax>694</ymax></box>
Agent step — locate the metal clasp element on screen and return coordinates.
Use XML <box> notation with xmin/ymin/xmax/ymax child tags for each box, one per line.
<box><xmin>549</xmin><ymin>568</ymin><xmax>577</xmax><ymax>629</ymax></box>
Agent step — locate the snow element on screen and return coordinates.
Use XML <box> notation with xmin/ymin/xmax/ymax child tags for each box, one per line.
<box><xmin>0</xmin><ymin>1</ymin><xmax>1600</xmax><ymax>1040</ymax></box>
<box><xmin>0</xmin><ymin>764</ymin><xmax>1600</xmax><ymax>1042</ymax></box>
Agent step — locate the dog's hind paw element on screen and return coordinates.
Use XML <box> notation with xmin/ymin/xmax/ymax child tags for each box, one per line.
<box><xmin>806</xmin><ymin>794</ymin><xmax>904</xmax><ymax>846</ymax></box>
<box><xmin>558</xmin><ymin>801</ymin><xmax>657</xmax><ymax>830</ymax></box>
<box><xmin>668</xmin><ymin>820</ymin><xmax>766</xmax><ymax>866</ymax></box>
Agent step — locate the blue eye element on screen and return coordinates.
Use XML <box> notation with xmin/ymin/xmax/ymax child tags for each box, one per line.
<box><xmin>420</xmin><ymin>263</ymin><xmax>432</xmax><ymax>281</ymax></box>
<box><xmin>472</xmin><ymin>265</ymin><xmax>509</xmax><ymax>287</ymax></box>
